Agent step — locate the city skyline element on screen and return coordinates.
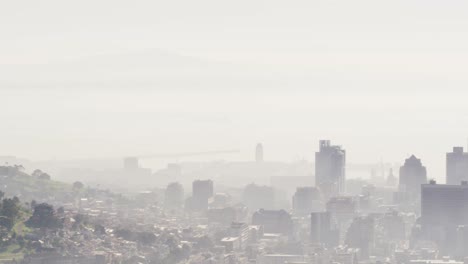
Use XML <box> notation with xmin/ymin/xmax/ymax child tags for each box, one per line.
<box><xmin>2</xmin><ymin>1</ymin><xmax>468</xmax><ymax>263</ymax></box>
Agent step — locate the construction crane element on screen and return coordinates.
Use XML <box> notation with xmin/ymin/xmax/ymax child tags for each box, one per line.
<box><xmin>137</xmin><ymin>149</ymin><xmax>240</xmax><ymax>159</ymax></box>
<box><xmin>123</xmin><ymin>149</ymin><xmax>240</xmax><ymax>169</ymax></box>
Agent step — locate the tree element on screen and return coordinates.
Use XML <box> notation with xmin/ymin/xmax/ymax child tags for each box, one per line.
<box><xmin>13</xmin><ymin>165</ymin><xmax>24</xmax><ymax>172</ymax></box>
<box><xmin>73</xmin><ymin>181</ymin><xmax>84</xmax><ymax>190</ymax></box>
<box><xmin>32</xmin><ymin>169</ymin><xmax>43</xmax><ymax>177</ymax></box>
<box><xmin>25</xmin><ymin>203</ymin><xmax>62</xmax><ymax>229</ymax></box>
<box><xmin>38</xmin><ymin>173</ymin><xmax>51</xmax><ymax>180</ymax></box>
<box><xmin>57</xmin><ymin>207</ymin><xmax>65</xmax><ymax>214</ymax></box>
<box><xmin>0</xmin><ymin>197</ymin><xmax>21</xmax><ymax>231</ymax></box>
<box><xmin>94</xmin><ymin>224</ymin><xmax>106</xmax><ymax>236</ymax></box>
<box><xmin>196</xmin><ymin>236</ymin><xmax>214</xmax><ymax>250</ymax></box>
<box><xmin>137</xmin><ymin>232</ymin><xmax>157</xmax><ymax>245</ymax></box>
<box><xmin>30</xmin><ymin>200</ymin><xmax>37</xmax><ymax>210</ymax></box>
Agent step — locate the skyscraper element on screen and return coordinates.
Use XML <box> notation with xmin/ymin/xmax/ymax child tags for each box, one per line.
<box><xmin>421</xmin><ymin>181</ymin><xmax>468</xmax><ymax>254</ymax></box>
<box><xmin>164</xmin><ymin>182</ymin><xmax>184</xmax><ymax>210</ymax></box>
<box><xmin>252</xmin><ymin>209</ymin><xmax>293</xmax><ymax>235</ymax></box>
<box><xmin>255</xmin><ymin>143</ymin><xmax>264</xmax><ymax>163</ymax></box>
<box><xmin>310</xmin><ymin>212</ymin><xmax>339</xmax><ymax>247</ymax></box>
<box><xmin>123</xmin><ymin>157</ymin><xmax>139</xmax><ymax>171</ymax></box>
<box><xmin>447</xmin><ymin>147</ymin><xmax>468</xmax><ymax>185</ymax></box>
<box><xmin>399</xmin><ymin>155</ymin><xmax>427</xmax><ymax>197</ymax></box>
<box><xmin>190</xmin><ymin>180</ymin><xmax>214</xmax><ymax>212</ymax></box>
<box><xmin>421</xmin><ymin>181</ymin><xmax>468</xmax><ymax>230</ymax></box>
<box><xmin>345</xmin><ymin>216</ymin><xmax>375</xmax><ymax>259</ymax></box>
<box><xmin>315</xmin><ymin>140</ymin><xmax>346</xmax><ymax>198</ymax></box>
<box><xmin>292</xmin><ymin>187</ymin><xmax>323</xmax><ymax>216</ymax></box>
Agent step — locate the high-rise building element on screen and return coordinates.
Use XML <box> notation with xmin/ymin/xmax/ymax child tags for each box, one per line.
<box><xmin>447</xmin><ymin>147</ymin><xmax>468</xmax><ymax>185</ymax></box>
<box><xmin>164</xmin><ymin>182</ymin><xmax>184</xmax><ymax>210</ymax></box>
<box><xmin>292</xmin><ymin>187</ymin><xmax>323</xmax><ymax>216</ymax></box>
<box><xmin>326</xmin><ymin>196</ymin><xmax>357</xmax><ymax>227</ymax></box>
<box><xmin>122</xmin><ymin>157</ymin><xmax>152</xmax><ymax>182</ymax></box>
<box><xmin>252</xmin><ymin>209</ymin><xmax>293</xmax><ymax>235</ymax></box>
<box><xmin>345</xmin><ymin>216</ymin><xmax>375</xmax><ymax>259</ymax></box>
<box><xmin>315</xmin><ymin>140</ymin><xmax>346</xmax><ymax>198</ymax></box>
<box><xmin>421</xmin><ymin>181</ymin><xmax>468</xmax><ymax>230</ymax></box>
<box><xmin>123</xmin><ymin>157</ymin><xmax>139</xmax><ymax>171</ymax></box>
<box><xmin>230</xmin><ymin>222</ymin><xmax>250</xmax><ymax>249</ymax></box>
<box><xmin>310</xmin><ymin>212</ymin><xmax>339</xmax><ymax>247</ymax></box>
<box><xmin>190</xmin><ymin>180</ymin><xmax>214</xmax><ymax>212</ymax></box>
<box><xmin>256</xmin><ymin>143</ymin><xmax>264</xmax><ymax>163</ymax></box>
<box><xmin>399</xmin><ymin>155</ymin><xmax>427</xmax><ymax>197</ymax></box>
<box><xmin>421</xmin><ymin>181</ymin><xmax>468</xmax><ymax>254</ymax></box>
<box><xmin>380</xmin><ymin>209</ymin><xmax>406</xmax><ymax>241</ymax></box>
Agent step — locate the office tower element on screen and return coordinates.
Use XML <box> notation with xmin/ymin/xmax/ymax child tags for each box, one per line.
<box><xmin>123</xmin><ymin>157</ymin><xmax>139</xmax><ymax>171</ymax></box>
<box><xmin>399</xmin><ymin>155</ymin><xmax>427</xmax><ymax>198</ymax></box>
<box><xmin>191</xmin><ymin>180</ymin><xmax>214</xmax><ymax>212</ymax></box>
<box><xmin>256</xmin><ymin>143</ymin><xmax>264</xmax><ymax>163</ymax></box>
<box><xmin>345</xmin><ymin>216</ymin><xmax>375</xmax><ymax>259</ymax></box>
<box><xmin>447</xmin><ymin>147</ymin><xmax>468</xmax><ymax>185</ymax></box>
<box><xmin>455</xmin><ymin>225</ymin><xmax>468</xmax><ymax>258</ymax></box>
<box><xmin>292</xmin><ymin>187</ymin><xmax>323</xmax><ymax>216</ymax></box>
<box><xmin>230</xmin><ymin>222</ymin><xmax>250</xmax><ymax>249</ymax></box>
<box><xmin>252</xmin><ymin>209</ymin><xmax>293</xmax><ymax>235</ymax></box>
<box><xmin>380</xmin><ymin>209</ymin><xmax>406</xmax><ymax>241</ymax></box>
<box><xmin>421</xmin><ymin>181</ymin><xmax>468</xmax><ymax>230</ymax></box>
<box><xmin>421</xmin><ymin>181</ymin><xmax>468</xmax><ymax>254</ymax></box>
<box><xmin>122</xmin><ymin>156</ymin><xmax>152</xmax><ymax>181</ymax></box>
<box><xmin>315</xmin><ymin>140</ymin><xmax>346</xmax><ymax>198</ymax></box>
<box><xmin>310</xmin><ymin>212</ymin><xmax>339</xmax><ymax>247</ymax></box>
<box><xmin>326</xmin><ymin>196</ymin><xmax>357</xmax><ymax>227</ymax></box>
<box><xmin>164</xmin><ymin>182</ymin><xmax>184</xmax><ymax>210</ymax></box>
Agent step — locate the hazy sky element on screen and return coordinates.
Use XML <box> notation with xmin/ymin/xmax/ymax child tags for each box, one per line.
<box><xmin>2</xmin><ymin>0</ymin><xmax>468</xmax><ymax>181</ymax></box>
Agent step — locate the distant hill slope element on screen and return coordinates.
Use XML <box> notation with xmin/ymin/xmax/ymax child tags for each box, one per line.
<box><xmin>0</xmin><ymin>167</ymin><xmax>72</xmax><ymax>204</ymax></box>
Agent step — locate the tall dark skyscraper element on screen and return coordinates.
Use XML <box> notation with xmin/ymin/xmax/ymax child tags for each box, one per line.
<box><xmin>447</xmin><ymin>147</ymin><xmax>468</xmax><ymax>185</ymax></box>
<box><xmin>315</xmin><ymin>140</ymin><xmax>346</xmax><ymax>198</ymax></box>
<box><xmin>190</xmin><ymin>180</ymin><xmax>214</xmax><ymax>212</ymax></box>
<box><xmin>399</xmin><ymin>155</ymin><xmax>427</xmax><ymax>197</ymax></box>
<box><xmin>421</xmin><ymin>181</ymin><xmax>468</xmax><ymax>254</ymax></box>
<box><xmin>421</xmin><ymin>181</ymin><xmax>468</xmax><ymax>229</ymax></box>
<box><xmin>255</xmin><ymin>143</ymin><xmax>264</xmax><ymax>163</ymax></box>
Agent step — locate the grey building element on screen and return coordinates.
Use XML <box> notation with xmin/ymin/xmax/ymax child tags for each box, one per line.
<box><xmin>447</xmin><ymin>147</ymin><xmax>468</xmax><ymax>185</ymax></box>
<box><xmin>123</xmin><ymin>156</ymin><xmax>139</xmax><ymax>171</ymax></box>
<box><xmin>164</xmin><ymin>182</ymin><xmax>184</xmax><ymax>210</ymax></box>
<box><xmin>345</xmin><ymin>216</ymin><xmax>375</xmax><ymax>259</ymax></box>
<box><xmin>315</xmin><ymin>140</ymin><xmax>346</xmax><ymax>198</ymax></box>
<box><xmin>421</xmin><ymin>181</ymin><xmax>468</xmax><ymax>230</ymax></box>
<box><xmin>189</xmin><ymin>180</ymin><xmax>214</xmax><ymax>212</ymax></box>
<box><xmin>252</xmin><ymin>209</ymin><xmax>293</xmax><ymax>235</ymax></box>
<box><xmin>421</xmin><ymin>181</ymin><xmax>468</xmax><ymax>254</ymax></box>
<box><xmin>292</xmin><ymin>187</ymin><xmax>323</xmax><ymax>216</ymax></box>
<box><xmin>310</xmin><ymin>212</ymin><xmax>339</xmax><ymax>247</ymax></box>
<box><xmin>399</xmin><ymin>155</ymin><xmax>427</xmax><ymax>198</ymax></box>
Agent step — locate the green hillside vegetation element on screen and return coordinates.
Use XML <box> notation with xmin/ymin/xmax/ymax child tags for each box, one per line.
<box><xmin>0</xmin><ymin>166</ymin><xmax>77</xmax><ymax>203</ymax></box>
